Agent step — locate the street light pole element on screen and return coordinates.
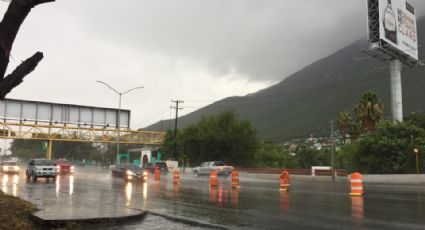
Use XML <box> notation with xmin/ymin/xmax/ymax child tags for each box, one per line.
<box><xmin>96</xmin><ymin>81</ymin><xmax>144</xmax><ymax>165</ymax></box>
<box><xmin>117</xmin><ymin>92</ymin><xmax>122</xmax><ymax>165</ymax></box>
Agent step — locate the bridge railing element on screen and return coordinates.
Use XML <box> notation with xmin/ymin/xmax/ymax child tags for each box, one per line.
<box><xmin>236</xmin><ymin>168</ymin><xmax>348</xmax><ymax>177</ymax></box>
<box><xmin>0</xmin><ymin>121</ymin><xmax>165</xmax><ymax>145</ymax></box>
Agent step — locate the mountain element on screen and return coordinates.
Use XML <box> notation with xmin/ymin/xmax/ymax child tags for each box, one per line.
<box><xmin>145</xmin><ymin>17</ymin><xmax>425</xmax><ymax>142</ymax></box>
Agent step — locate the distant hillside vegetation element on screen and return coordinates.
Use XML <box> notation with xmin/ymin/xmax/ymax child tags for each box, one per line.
<box><xmin>145</xmin><ymin>17</ymin><xmax>425</xmax><ymax>142</ymax></box>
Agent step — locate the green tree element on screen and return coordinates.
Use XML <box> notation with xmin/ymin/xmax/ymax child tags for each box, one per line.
<box><xmin>405</xmin><ymin>112</ymin><xmax>425</xmax><ymax>130</ymax></box>
<box><xmin>294</xmin><ymin>144</ymin><xmax>330</xmax><ymax>168</ymax></box>
<box><xmin>336</xmin><ymin>110</ymin><xmax>352</xmax><ymax>144</ymax></box>
<box><xmin>159</xmin><ymin>129</ymin><xmax>181</xmax><ymax>160</ymax></box>
<box><xmin>346</xmin><ymin>121</ymin><xmax>361</xmax><ymax>142</ymax></box>
<box><xmin>352</xmin><ymin>121</ymin><xmax>425</xmax><ymax>174</ymax></box>
<box><xmin>163</xmin><ymin>110</ymin><xmax>259</xmax><ymax>167</ymax></box>
<box><xmin>10</xmin><ymin>139</ymin><xmax>100</xmax><ymax>163</ymax></box>
<box><xmin>52</xmin><ymin>141</ymin><xmax>97</xmax><ymax>161</ymax></box>
<box><xmin>353</xmin><ymin>92</ymin><xmax>384</xmax><ymax>133</ymax></box>
<box><xmin>10</xmin><ymin>139</ymin><xmax>44</xmax><ymax>160</ymax></box>
<box><xmin>336</xmin><ymin>144</ymin><xmax>355</xmax><ymax>171</ymax></box>
<box><xmin>253</xmin><ymin>142</ymin><xmax>297</xmax><ymax>168</ymax></box>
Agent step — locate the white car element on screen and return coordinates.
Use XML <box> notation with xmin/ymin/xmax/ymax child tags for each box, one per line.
<box><xmin>193</xmin><ymin>161</ymin><xmax>234</xmax><ymax>177</ymax></box>
<box><xmin>26</xmin><ymin>159</ymin><xmax>57</xmax><ymax>182</ymax></box>
<box><xmin>0</xmin><ymin>161</ymin><xmax>20</xmax><ymax>174</ymax></box>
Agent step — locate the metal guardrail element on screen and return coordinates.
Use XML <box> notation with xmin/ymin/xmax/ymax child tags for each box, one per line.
<box><xmin>236</xmin><ymin>168</ymin><xmax>348</xmax><ymax>177</ymax></box>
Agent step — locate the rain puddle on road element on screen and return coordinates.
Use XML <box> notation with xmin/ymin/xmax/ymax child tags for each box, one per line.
<box><xmin>106</xmin><ymin>214</ymin><xmax>216</xmax><ymax>230</ymax></box>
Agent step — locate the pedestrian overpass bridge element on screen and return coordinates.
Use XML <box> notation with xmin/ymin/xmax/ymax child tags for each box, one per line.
<box><xmin>0</xmin><ymin>99</ymin><xmax>165</xmax><ymax>159</ymax></box>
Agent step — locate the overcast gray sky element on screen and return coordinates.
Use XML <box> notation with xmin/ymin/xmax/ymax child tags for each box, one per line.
<box><xmin>1</xmin><ymin>0</ymin><xmax>425</xmax><ymax>129</ymax></box>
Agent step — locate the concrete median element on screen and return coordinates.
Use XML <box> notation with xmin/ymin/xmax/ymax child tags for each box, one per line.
<box><xmin>360</xmin><ymin>174</ymin><xmax>425</xmax><ymax>184</ymax></box>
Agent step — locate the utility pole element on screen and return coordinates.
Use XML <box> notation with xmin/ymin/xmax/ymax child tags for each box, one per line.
<box><xmin>330</xmin><ymin>120</ymin><xmax>335</xmax><ymax>181</ymax></box>
<box><xmin>171</xmin><ymin>100</ymin><xmax>183</xmax><ymax>160</ymax></box>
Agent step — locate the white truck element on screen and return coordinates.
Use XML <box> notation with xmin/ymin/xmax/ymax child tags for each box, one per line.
<box><xmin>193</xmin><ymin>161</ymin><xmax>234</xmax><ymax>177</ymax></box>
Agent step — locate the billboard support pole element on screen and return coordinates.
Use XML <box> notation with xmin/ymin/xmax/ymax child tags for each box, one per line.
<box><xmin>390</xmin><ymin>59</ymin><xmax>403</xmax><ymax>122</ymax></box>
<box><xmin>367</xmin><ymin>0</ymin><xmax>420</xmax><ymax>122</ymax></box>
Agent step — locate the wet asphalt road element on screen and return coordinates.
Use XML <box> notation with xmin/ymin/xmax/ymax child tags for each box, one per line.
<box><xmin>1</xmin><ymin>167</ymin><xmax>425</xmax><ymax>230</ymax></box>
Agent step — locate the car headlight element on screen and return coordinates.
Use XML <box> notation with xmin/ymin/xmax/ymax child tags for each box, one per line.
<box><xmin>126</xmin><ymin>170</ymin><xmax>135</xmax><ymax>175</ymax></box>
<box><xmin>56</xmin><ymin>166</ymin><xmax>60</xmax><ymax>171</ymax></box>
<box><xmin>14</xmin><ymin>166</ymin><xmax>19</xmax><ymax>170</ymax></box>
<box><xmin>143</xmin><ymin>171</ymin><xmax>148</xmax><ymax>177</ymax></box>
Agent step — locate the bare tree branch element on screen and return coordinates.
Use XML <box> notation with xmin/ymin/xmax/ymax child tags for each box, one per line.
<box><xmin>0</xmin><ymin>51</ymin><xmax>43</xmax><ymax>99</ymax></box>
<box><xmin>0</xmin><ymin>0</ymin><xmax>54</xmax><ymax>98</ymax></box>
<box><xmin>32</xmin><ymin>0</ymin><xmax>55</xmax><ymax>6</ymax></box>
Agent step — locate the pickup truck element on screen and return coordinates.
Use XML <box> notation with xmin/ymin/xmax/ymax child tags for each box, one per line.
<box><xmin>193</xmin><ymin>161</ymin><xmax>234</xmax><ymax>177</ymax></box>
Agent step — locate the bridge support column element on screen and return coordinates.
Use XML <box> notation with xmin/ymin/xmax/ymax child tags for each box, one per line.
<box><xmin>46</xmin><ymin>140</ymin><xmax>53</xmax><ymax>160</ymax></box>
<box><xmin>390</xmin><ymin>59</ymin><xmax>403</xmax><ymax>122</ymax></box>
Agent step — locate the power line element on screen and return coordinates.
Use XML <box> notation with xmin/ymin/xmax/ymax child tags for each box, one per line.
<box><xmin>135</xmin><ymin>104</ymin><xmax>170</xmax><ymax>127</ymax></box>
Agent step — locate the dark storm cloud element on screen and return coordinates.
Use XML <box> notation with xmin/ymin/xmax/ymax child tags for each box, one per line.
<box><xmin>17</xmin><ymin>0</ymin><xmax>425</xmax><ymax>83</ymax></box>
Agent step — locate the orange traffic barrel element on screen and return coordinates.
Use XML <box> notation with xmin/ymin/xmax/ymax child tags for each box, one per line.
<box><xmin>210</xmin><ymin>170</ymin><xmax>218</xmax><ymax>187</ymax></box>
<box><xmin>154</xmin><ymin>166</ymin><xmax>161</xmax><ymax>181</ymax></box>
<box><xmin>173</xmin><ymin>169</ymin><xmax>180</xmax><ymax>184</ymax></box>
<box><xmin>231</xmin><ymin>170</ymin><xmax>241</xmax><ymax>189</ymax></box>
<box><xmin>349</xmin><ymin>172</ymin><xmax>363</xmax><ymax>196</ymax></box>
<box><xmin>279</xmin><ymin>171</ymin><xmax>290</xmax><ymax>191</ymax></box>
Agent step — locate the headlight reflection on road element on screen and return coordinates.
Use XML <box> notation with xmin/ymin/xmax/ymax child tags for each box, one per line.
<box><xmin>125</xmin><ymin>182</ymin><xmax>132</xmax><ymax>207</ymax></box>
<box><xmin>69</xmin><ymin>175</ymin><xmax>74</xmax><ymax>195</ymax></box>
<box><xmin>56</xmin><ymin>175</ymin><xmax>60</xmax><ymax>196</ymax></box>
<box><xmin>2</xmin><ymin>175</ymin><xmax>8</xmax><ymax>193</ymax></box>
<box><xmin>12</xmin><ymin>175</ymin><xmax>18</xmax><ymax>184</ymax></box>
<box><xmin>143</xmin><ymin>181</ymin><xmax>148</xmax><ymax>201</ymax></box>
<box><xmin>12</xmin><ymin>175</ymin><xmax>19</xmax><ymax>197</ymax></box>
<box><xmin>56</xmin><ymin>175</ymin><xmax>75</xmax><ymax>196</ymax></box>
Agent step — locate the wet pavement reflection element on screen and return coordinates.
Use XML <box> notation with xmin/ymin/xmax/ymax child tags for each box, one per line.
<box><xmin>56</xmin><ymin>175</ymin><xmax>74</xmax><ymax>196</ymax></box>
<box><xmin>0</xmin><ymin>168</ymin><xmax>424</xmax><ymax>229</ymax></box>
<box><xmin>2</xmin><ymin>174</ymin><xmax>19</xmax><ymax>197</ymax></box>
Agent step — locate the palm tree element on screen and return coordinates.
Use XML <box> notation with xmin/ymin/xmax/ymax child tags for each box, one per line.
<box><xmin>336</xmin><ymin>110</ymin><xmax>352</xmax><ymax>144</ymax></box>
<box><xmin>353</xmin><ymin>92</ymin><xmax>384</xmax><ymax>133</ymax></box>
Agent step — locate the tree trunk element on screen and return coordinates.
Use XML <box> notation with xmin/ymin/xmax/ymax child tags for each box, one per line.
<box><xmin>0</xmin><ymin>0</ymin><xmax>55</xmax><ymax>99</ymax></box>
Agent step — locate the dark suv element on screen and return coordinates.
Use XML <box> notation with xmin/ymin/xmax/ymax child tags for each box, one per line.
<box><xmin>112</xmin><ymin>163</ymin><xmax>147</xmax><ymax>182</ymax></box>
<box><xmin>146</xmin><ymin>161</ymin><xmax>169</xmax><ymax>173</ymax></box>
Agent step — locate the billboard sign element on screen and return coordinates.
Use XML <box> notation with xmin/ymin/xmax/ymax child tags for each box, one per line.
<box><xmin>0</xmin><ymin>98</ymin><xmax>130</xmax><ymax>128</ymax></box>
<box><xmin>379</xmin><ymin>0</ymin><xmax>418</xmax><ymax>60</ymax></box>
